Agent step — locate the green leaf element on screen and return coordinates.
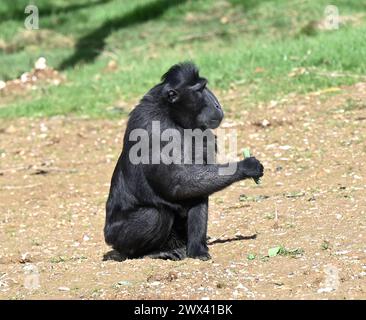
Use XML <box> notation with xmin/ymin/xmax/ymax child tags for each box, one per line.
<box><xmin>268</xmin><ymin>246</ymin><xmax>282</xmax><ymax>257</ymax></box>
<box><xmin>284</xmin><ymin>191</ymin><xmax>305</xmax><ymax>198</ymax></box>
<box><xmin>247</xmin><ymin>254</ymin><xmax>256</xmax><ymax>260</ymax></box>
<box><xmin>243</xmin><ymin>148</ymin><xmax>251</xmax><ymax>158</ymax></box>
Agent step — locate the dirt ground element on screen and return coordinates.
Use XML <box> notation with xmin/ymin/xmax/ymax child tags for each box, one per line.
<box><xmin>0</xmin><ymin>83</ymin><xmax>365</xmax><ymax>300</ymax></box>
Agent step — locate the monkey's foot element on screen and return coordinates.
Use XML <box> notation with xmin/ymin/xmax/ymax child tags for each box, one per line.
<box><xmin>187</xmin><ymin>248</ymin><xmax>211</xmax><ymax>261</ymax></box>
<box><xmin>189</xmin><ymin>252</ymin><xmax>211</xmax><ymax>261</ymax></box>
<box><xmin>146</xmin><ymin>247</ymin><xmax>187</xmax><ymax>261</ymax></box>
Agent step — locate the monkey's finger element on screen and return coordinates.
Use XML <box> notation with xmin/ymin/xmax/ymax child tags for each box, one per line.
<box><xmin>243</xmin><ymin>148</ymin><xmax>262</xmax><ymax>185</ymax></box>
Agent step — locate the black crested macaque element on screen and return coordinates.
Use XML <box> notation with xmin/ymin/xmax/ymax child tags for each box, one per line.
<box><xmin>104</xmin><ymin>62</ymin><xmax>264</xmax><ymax>261</ymax></box>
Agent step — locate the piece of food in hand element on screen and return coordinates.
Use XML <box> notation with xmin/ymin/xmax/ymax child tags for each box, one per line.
<box><xmin>243</xmin><ymin>148</ymin><xmax>251</xmax><ymax>159</ymax></box>
<box><xmin>243</xmin><ymin>148</ymin><xmax>261</xmax><ymax>185</ymax></box>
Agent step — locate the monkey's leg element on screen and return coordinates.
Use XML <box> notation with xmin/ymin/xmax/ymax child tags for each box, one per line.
<box><xmin>187</xmin><ymin>198</ymin><xmax>211</xmax><ymax>260</ymax></box>
<box><xmin>104</xmin><ymin>208</ymin><xmax>173</xmax><ymax>258</ymax></box>
<box><xmin>146</xmin><ymin>247</ymin><xmax>187</xmax><ymax>261</ymax></box>
<box><xmin>145</xmin><ymin>218</ymin><xmax>188</xmax><ymax>261</ymax></box>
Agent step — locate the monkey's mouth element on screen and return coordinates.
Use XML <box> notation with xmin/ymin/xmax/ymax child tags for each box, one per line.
<box><xmin>207</xmin><ymin>119</ymin><xmax>222</xmax><ymax>129</ymax></box>
<box><xmin>199</xmin><ymin>120</ymin><xmax>221</xmax><ymax>130</ymax></box>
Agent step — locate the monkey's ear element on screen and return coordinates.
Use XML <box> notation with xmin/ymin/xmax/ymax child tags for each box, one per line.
<box><xmin>167</xmin><ymin>89</ymin><xmax>179</xmax><ymax>103</ymax></box>
<box><xmin>190</xmin><ymin>79</ymin><xmax>207</xmax><ymax>92</ymax></box>
<box><xmin>163</xmin><ymin>85</ymin><xmax>179</xmax><ymax>103</ymax></box>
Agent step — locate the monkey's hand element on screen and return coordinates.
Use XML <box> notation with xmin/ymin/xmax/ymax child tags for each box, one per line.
<box><xmin>239</xmin><ymin>157</ymin><xmax>264</xmax><ymax>180</ymax></box>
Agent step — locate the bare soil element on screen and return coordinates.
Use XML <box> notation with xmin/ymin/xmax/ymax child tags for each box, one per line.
<box><xmin>0</xmin><ymin>83</ymin><xmax>365</xmax><ymax>299</ymax></box>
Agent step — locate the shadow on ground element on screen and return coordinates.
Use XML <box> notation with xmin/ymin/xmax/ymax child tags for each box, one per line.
<box><xmin>59</xmin><ymin>0</ymin><xmax>187</xmax><ymax>70</ymax></box>
<box><xmin>102</xmin><ymin>234</ymin><xmax>257</xmax><ymax>262</ymax></box>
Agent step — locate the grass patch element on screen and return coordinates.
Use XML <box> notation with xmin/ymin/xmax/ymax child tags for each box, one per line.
<box><xmin>0</xmin><ymin>0</ymin><xmax>366</xmax><ymax>118</ymax></box>
<box><xmin>343</xmin><ymin>98</ymin><xmax>366</xmax><ymax>111</ymax></box>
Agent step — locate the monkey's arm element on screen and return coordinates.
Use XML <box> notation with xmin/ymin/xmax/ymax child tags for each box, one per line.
<box><xmin>146</xmin><ymin>157</ymin><xmax>263</xmax><ymax>200</ymax></box>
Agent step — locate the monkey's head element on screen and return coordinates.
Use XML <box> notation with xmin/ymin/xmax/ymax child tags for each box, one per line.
<box><xmin>161</xmin><ymin>62</ymin><xmax>224</xmax><ymax>130</ymax></box>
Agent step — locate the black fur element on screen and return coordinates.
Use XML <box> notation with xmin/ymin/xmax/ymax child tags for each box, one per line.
<box><xmin>104</xmin><ymin>62</ymin><xmax>264</xmax><ymax>260</ymax></box>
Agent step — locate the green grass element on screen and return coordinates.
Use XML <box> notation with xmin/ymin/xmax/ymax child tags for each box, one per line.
<box><xmin>0</xmin><ymin>0</ymin><xmax>365</xmax><ymax>118</ymax></box>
